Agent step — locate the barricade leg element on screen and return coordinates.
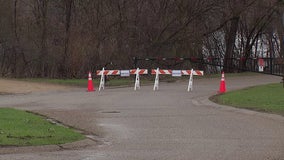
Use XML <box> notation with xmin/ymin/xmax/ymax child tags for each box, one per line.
<box><xmin>187</xmin><ymin>68</ymin><xmax>193</xmax><ymax>91</ymax></box>
<box><xmin>99</xmin><ymin>67</ymin><xmax>105</xmax><ymax>91</ymax></box>
<box><xmin>153</xmin><ymin>68</ymin><xmax>159</xmax><ymax>91</ymax></box>
<box><xmin>134</xmin><ymin>68</ymin><xmax>140</xmax><ymax>90</ymax></box>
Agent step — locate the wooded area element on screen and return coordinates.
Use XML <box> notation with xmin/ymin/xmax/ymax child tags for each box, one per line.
<box><xmin>0</xmin><ymin>0</ymin><xmax>283</xmax><ymax>78</ymax></box>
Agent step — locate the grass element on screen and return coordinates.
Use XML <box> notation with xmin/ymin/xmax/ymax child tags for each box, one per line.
<box><xmin>210</xmin><ymin>83</ymin><xmax>284</xmax><ymax>116</ymax></box>
<box><xmin>0</xmin><ymin>108</ymin><xmax>84</xmax><ymax>146</ymax></box>
<box><xmin>20</xmin><ymin>77</ymin><xmax>149</xmax><ymax>87</ymax></box>
<box><xmin>103</xmin><ymin>78</ymin><xmax>150</xmax><ymax>86</ymax></box>
<box><xmin>19</xmin><ymin>78</ymin><xmax>90</xmax><ymax>87</ymax></box>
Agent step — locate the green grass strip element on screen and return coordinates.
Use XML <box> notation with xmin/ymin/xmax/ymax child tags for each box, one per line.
<box><xmin>19</xmin><ymin>78</ymin><xmax>89</xmax><ymax>87</ymax></box>
<box><xmin>210</xmin><ymin>83</ymin><xmax>284</xmax><ymax>116</ymax></box>
<box><xmin>0</xmin><ymin>108</ymin><xmax>84</xmax><ymax>146</ymax></box>
<box><xmin>20</xmin><ymin>78</ymin><xmax>153</xmax><ymax>87</ymax></box>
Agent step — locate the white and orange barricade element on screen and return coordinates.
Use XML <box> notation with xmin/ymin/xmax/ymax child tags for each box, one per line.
<box><xmin>130</xmin><ymin>68</ymin><xmax>148</xmax><ymax>90</ymax></box>
<box><xmin>181</xmin><ymin>70</ymin><xmax>204</xmax><ymax>76</ymax></box>
<box><xmin>96</xmin><ymin>68</ymin><xmax>148</xmax><ymax>91</ymax></box>
<box><xmin>97</xmin><ymin>69</ymin><xmax>120</xmax><ymax>91</ymax></box>
<box><xmin>184</xmin><ymin>69</ymin><xmax>204</xmax><ymax>91</ymax></box>
<box><xmin>182</xmin><ymin>69</ymin><xmax>204</xmax><ymax>91</ymax></box>
<box><xmin>130</xmin><ymin>69</ymin><xmax>148</xmax><ymax>75</ymax></box>
<box><xmin>151</xmin><ymin>69</ymin><xmax>172</xmax><ymax>75</ymax></box>
<box><xmin>151</xmin><ymin>68</ymin><xmax>204</xmax><ymax>91</ymax></box>
<box><xmin>152</xmin><ymin>68</ymin><xmax>172</xmax><ymax>91</ymax></box>
<box><xmin>96</xmin><ymin>69</ymin><xmax>120</xmax><ymax>76</ymax></box>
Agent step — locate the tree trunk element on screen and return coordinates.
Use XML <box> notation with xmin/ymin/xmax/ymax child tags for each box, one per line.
<box><xmin>39</xmin><ymin>0</ymin><xmax>48</xmax><ymax>77</ymax></box>
<box><xmin>60</xmin><ymin>0</ymin><xmax>73</xmax><ymax>78</ymax></box>
<box><xmin>224</xmin><ymin>16</ymin><xmax>239</xmax><ymax>73</ymax></box>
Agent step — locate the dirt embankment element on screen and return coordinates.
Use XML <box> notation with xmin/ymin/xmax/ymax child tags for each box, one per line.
<box><xmin>0</xmin><ymin>79</ymin><xmax>69</xmax><ymax>94</ymax></box>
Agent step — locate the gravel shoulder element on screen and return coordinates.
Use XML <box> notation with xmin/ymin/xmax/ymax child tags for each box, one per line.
<box><xmin>0</xmin><ymin>79</ymin><xmax>70</xmax><ymax>94</ymax></box>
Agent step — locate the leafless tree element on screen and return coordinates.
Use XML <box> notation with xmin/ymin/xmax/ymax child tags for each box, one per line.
<box><xmin>0</xmin><ymin>0</ymin><xmax>282</xmax><ymax>78</ymax></box>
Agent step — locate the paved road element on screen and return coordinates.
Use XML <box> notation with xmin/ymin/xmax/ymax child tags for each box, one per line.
<box><xmin>0</xmin><ymin>74</ymin><xmax>283</xmax><ymax>160</ymax></box>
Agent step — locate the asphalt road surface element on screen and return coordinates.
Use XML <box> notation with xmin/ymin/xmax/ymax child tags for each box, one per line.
<box><xmin>0</xmin><ymin>74</ymin><xmax>283</xmax><ymax>160</ymax></box>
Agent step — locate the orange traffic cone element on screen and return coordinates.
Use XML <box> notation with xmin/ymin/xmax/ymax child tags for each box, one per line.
<box><xmin>219</xmin><ymin>71</ymin><xmax>226</xmax><ymax>93</ymax></box>
<box><xmin>87</xmin><ymin>72</ymin><xmax>95</xmax><ymax>92</ymax></box>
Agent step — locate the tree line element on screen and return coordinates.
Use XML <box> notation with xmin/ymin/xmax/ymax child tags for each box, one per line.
<box><xmin>0</xmin><ymin>0</ymin><xmax>283</xmax><ymax>78</ymax></box>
